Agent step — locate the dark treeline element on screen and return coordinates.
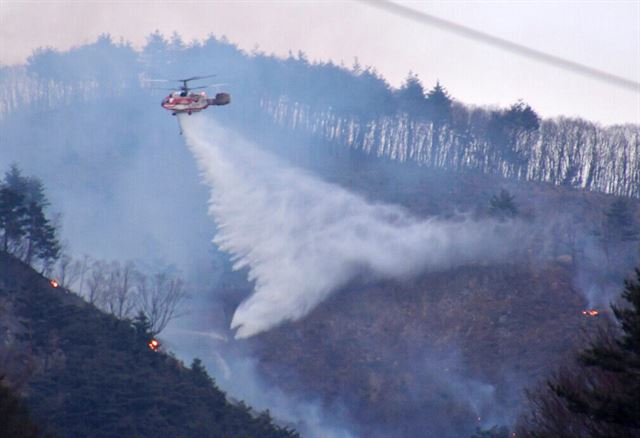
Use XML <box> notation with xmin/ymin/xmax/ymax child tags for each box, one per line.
<box><xmin>1</xmin><ymin>32</ymin><xmax>637</xmax><ymax>198</ymax></box>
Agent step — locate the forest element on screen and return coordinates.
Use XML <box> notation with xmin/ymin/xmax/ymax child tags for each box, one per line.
<box><xmin>0</xmin><ymin>31</ymin><xmax>639</xmax><ymax>437</ymax></box>
<box><xmin>1</xmin><ymin>32</ymin><xmax>637</xmax><ymax>198</ymax></box>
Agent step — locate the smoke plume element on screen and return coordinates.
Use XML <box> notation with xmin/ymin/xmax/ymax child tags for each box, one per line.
<box><xmin>180</xmin><ymin>115</ymin><xmax>519</xmax><ymax>338</ymax></box>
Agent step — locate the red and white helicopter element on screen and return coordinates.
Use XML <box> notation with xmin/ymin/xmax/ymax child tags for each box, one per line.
<box><xmin>154</xmin><ymin>75</ymin><xmax>230</xmax><ymax>115</ymax></box>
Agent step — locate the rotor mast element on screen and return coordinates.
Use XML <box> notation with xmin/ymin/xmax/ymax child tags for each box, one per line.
<box><xmin>175</xmin><ymin>74</ymin><xmax>217</xmax><ymax>94</ymax></box>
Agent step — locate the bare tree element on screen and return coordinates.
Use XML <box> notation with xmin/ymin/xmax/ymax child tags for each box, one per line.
<box><xmin>54</xmin><ymin>253</ymin><xmax>82</xmax><ymax>289</ymax></box>
<box><xmin>76</xmin><ymin>254</ymin><xmax>91</xmax><ymax>296</ymax></box>
<box><xmin>79</xmin><ymin>258</ymin><xmax>189</xmax><ymax>331</ymax></box>
<box><xmin>103</xmin><ymin>261</ymin><xmax>138</xmax><ymax>319</ymax></box>
<box><xmin>136</xmin><ymin>268</ymin><xmax>189</xmax><ymax>334</ymax></box>
<box><xmin>85</xmin><ymin>260</ymin><xmax>109</xmax><ymax>306</ymax></box>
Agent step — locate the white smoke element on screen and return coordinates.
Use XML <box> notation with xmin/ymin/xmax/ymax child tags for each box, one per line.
<box><xmin>180</xmin><ymin>115</ymin><xmax>519</xmax><ymax>338</ymax></box>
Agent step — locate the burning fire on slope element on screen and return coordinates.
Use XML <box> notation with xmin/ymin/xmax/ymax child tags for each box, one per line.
<box><xmin>582</xmin><ymin>309</ymin><xmax>600</xmax><ymax>317</ymax></box>
<box><xmin>50</xmin><ymin>279</ymin><xmax>59</xmax><ymax>288</ymax></box>
<box><xmin>148</xmin><ymin>339</ymin><xmax>160</xmax><ymax>352</ymax></box>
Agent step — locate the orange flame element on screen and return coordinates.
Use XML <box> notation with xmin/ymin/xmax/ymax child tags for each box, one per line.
<box><xmin>582</xmin><ymin>309</ymin><xmax>599</xmax><ymax>317</ymax></box>
<box><xmin>50</xmin><ymin>279</ymin><xmax>59</xmax><ymax>288</ymax></box>
<box><xmin>148</xmin><ymin>339</ymin><xmax>160</xmax><ymax>351</ymax></box>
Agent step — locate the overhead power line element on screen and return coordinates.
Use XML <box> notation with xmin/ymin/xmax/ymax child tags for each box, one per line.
<box><xmin>357</xmin><ymin>0</ymin><xmax>640</xmax><ymax>93</ymax></box>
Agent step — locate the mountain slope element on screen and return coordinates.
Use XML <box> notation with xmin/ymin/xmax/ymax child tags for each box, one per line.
<box><xmin>0</xmin><ymin>251</ymin><xmax>297</xmax><ymax>437</ymax></box>
<box><xmin>248</xmin><ymin>261</ymin><xmax>593</xmax><ymax>437</ymax></box>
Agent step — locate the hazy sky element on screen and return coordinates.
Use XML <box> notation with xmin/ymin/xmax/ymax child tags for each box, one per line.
<box><xmin>1</xmin><ymin>0</ymin><xmax>638</xmax><ymax>125</ymax></box>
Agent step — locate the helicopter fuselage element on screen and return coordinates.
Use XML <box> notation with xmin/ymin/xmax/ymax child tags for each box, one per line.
<box><xmin>161</xmin><ymin>91</ymin><xmax>230</xmax><ymax>115</ymax></box>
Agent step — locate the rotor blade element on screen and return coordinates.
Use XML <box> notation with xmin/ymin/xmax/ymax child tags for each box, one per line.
<box><xmin>172</xmin><ymin>74</ymin><xmax>217</xmax><ymax>83</ymax></box>
<box><xmin>187</xmin><ymin>74</ymin><xmax>218</xmax><ymax>82</ymax></box>
<box><xmin>188</xmin><ymin>83</ymin><xmax>228</xmax><ymax>91</ymax></box>
<box><xmin>142</xmin><ymin>79</ymin><xmax>172</xmax><ymax>83</ymax></box>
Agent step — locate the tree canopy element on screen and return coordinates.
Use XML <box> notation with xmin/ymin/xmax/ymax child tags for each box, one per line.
<box><xmin>425</xmin><ymin>81</ymin><xmax>453</xmax><ymax>125</ymax></box>
<box><xmin>0</xmin><ymin>165</ymin><xmax>59</xmax><ymax>270</ymax></box>
<box><xmin>489</xmin><ymin>189</ymin><xmax>519</xmax><ymax>220</ymax></box>
<box><xmin>396</xmin><ymin>72</ymin><xmax>428</xmax><ymax>116</ymax></box>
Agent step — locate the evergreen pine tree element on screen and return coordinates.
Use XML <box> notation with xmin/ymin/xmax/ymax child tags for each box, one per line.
<box><xmin>0</xmin><ymin>165</ymin><xmax>60</xmax><ymax>267</ymax></box>
<box><xmin>3</xmin><ymin>164</ymin><xmax>28</xmax><ymax>196</ymax></box>
<box><xmin>425</xmin><ymin>81</ymin><xmax>453</xmax><ymax>125</ymax></box>
<box><xmin>35</xmin><ymin>219</ymin><xmax>60</xmax><ymax>271</ymax></box>
<box><xmin>489</xmin><ymin>189</ymin><xmax>518</xmax><ymax>220</ymax></box>
<box><xmin>518</xmin><ymin>268</ymin><xmax>640</xmax><ymax>436</ymax></box>
<box><xmin>555</xmin><ymin>268</ymin><xmax>640</xmax><ymax>428</ymax></box>
<box><xmin>502</xmin><ymin>101</ymin><xmax>540</xmax><ymax>132</ymax></box>
<box><xmin>396</xmin><ymin>72</ymin><xmax>427</xmax><ymax>116</ymax></box>
<box><xmin>0</xmin><ymin>187</ymin><xmax>27</xmax><ymax>253</ymax></box>
<box><xmin>191</xmin><ymin>358</ymin><xmax>215</xmax><ymax>386</ymax></box>
<box><xmin>132</xmin><ymin>311</ymin><xmax>153</xmax><ymax>338</ymax></box>
<box><xmin>24</xmin><ymin>201</ymin><xmax>49</xmax><ymax>265</ymax></box>
<box><xmin>424</xmin><ymin>81</ymin><xmax>453</xmax><ymax>164</ymax></box>
<box><xmin>488</xmin><ymin>101</ymin><xmax>540</xmax><ymax>164</ymax></box>
<box><xmin>5</xmin><ymin>165</ymin><xmax>48</xmax><ymax>208</ymax></box>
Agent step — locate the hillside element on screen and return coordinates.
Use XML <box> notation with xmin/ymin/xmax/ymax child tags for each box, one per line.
<box><xmin>0</xmin><ymin>251</ymin><xmax>297</xmax><ymax>437</ymax></box>
<box><xmin>1</xmin><ymin>34</ymin><xmax>639</xmax><ymax>437</ymax></box>
<box><xmin>249</xmin><ymin>262</ymin><xmax>589</xmax><ymax>437</ymax></box>
<box><xmin>209</xmin><ymin>144</ymin><xmax>639</xmax><ymax>437</ymax></box>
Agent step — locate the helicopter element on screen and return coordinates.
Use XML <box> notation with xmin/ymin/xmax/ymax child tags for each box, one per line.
<box><xmin>153</xmin><ymin>75</ymin><xmax>230</xmax><ymax>115</ymax></box>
